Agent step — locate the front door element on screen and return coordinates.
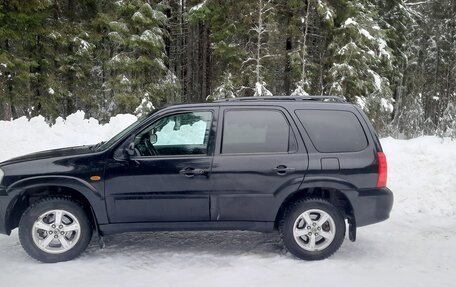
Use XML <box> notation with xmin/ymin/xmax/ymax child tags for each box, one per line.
<box><xmin>105</xmin><ymin>109</ymin><xmax>217</xmax><ymax>223</ymax></box>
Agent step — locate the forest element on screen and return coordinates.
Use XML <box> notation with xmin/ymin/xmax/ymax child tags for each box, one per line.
<box><xmin>0</xmin><ymin>0</ymin><xmax>455</xmax><ymax>138</ymax></box>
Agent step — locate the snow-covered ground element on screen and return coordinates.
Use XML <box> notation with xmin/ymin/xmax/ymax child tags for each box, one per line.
<box><xmin>0</xmin><ymin>112</ymin><xmax>455</xmax><ymax>287</ymax></box>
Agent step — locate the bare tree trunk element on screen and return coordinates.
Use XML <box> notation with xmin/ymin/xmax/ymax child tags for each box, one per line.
<box><xmin>300</xmin><ymin>0</ymin><xmax>311</xmax><ymax>84</ymax></box>
<box><xmin>185</xmin><ymin>17</ymin><xmax>192</xmax><ymax>103</ymax></box>
<box><xmin>255</xmin><ymin>0</ymin><xmax>263</xmax><ymax>83</ymax></box>
<box><xmin>201</xmin><ymin>22</ymin><xmax>211</xmax><ymax>101</ymax></box>
<box><xmin>283</xmin><ymin>11</ymin><xmax>292</xmax><ymax>95</ymax></box>
<box><xmin>167</xmin><ymin>0</ymin><xmax>186</xmax><ymax>104</ymax></box>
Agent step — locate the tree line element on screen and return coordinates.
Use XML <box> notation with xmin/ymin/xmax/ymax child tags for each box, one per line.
<box><xmin>0</xmin><ymin>0</ymin><xmax>455</xmax><ymax>138</ymax></box>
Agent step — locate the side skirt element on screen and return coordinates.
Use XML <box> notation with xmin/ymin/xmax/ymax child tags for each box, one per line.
<box><xmin>99</xmin><ymin>221</ymin><xmax>275</xmax><ymax>235</ymax></box>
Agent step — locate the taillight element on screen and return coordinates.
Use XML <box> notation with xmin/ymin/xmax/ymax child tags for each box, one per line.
<box><xmin>376</xmin><ymin>152</ymin><xmax>387</xmax><ymax>188</ymax></box>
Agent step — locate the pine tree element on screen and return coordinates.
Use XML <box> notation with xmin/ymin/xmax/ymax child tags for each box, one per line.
<box><xmin>326</xmin><ymin>0</ymin><xmax>395</xmax><ymax>133</ymax></box>
<box><xmin>401</xmin><ymin>0</ymin><xmax>456</xmax><ymax>133</ymax></box>
<box><xmin>106</xmin><ymin>0</ymin><xmax>177</xmax><ymax>115</ymax></box>
<box><xmin>398</xmin><ymin>93</ymin><xmax>424</xmax><ymax>138</ymax></box>
<box><xmin>0</xmin><ymin>0</ymin><xmax>454</xmax><ymax>137</ymax></box>
<box><xmin>204</xmin><ymin>1</ymin><xmax>251</xmax><ymax>97</ymax></box>
<box><xmin>134</xmin><ymin>93</ymin><xmax>155</xmax><ymax>118</ymax></box>
<box><xmin>437</xmin><ymin>101</ymin><xmax>456</xmax><ymax>139</ymax></box>
<box><xmin>376</xmin><ymin>0</ymin><xmax>414</xmax><ymax>126</ymax></box>
<box><xmin>423</xmin><ymin>117</ymin><xmax>436</xmax><ymax>136</ymax></box>
<box><xmin>207</xmin><ymin>72</ymin><xmax>236</xmax><ymax>101</ymax></box>
<box><xmin>0</xmin><ymin>0</ymin><xmax>54</xmax><ymax>119</ymax></box>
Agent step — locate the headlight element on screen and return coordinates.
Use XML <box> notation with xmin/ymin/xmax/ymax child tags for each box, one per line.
<box><xmin>0</xmin><ymin>168</ymin><xmax>4</xmax><ymax>184</ymax></box>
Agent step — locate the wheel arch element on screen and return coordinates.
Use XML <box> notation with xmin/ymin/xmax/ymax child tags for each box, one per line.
<box><xmin>274</xmin><ymin>184</ymin><xmax>356</xmax><ymax>230</ymax></box>
<box><xmin>5</xmin><ymin>176</ymin><xmax>107</xmax><ymax>234</ymax></box>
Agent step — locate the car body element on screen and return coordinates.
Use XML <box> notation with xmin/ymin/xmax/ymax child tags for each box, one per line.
<box><xmin>0</xmin><ymin>96</ymin><xmax>393</xmax><ymax>262</ymax></box>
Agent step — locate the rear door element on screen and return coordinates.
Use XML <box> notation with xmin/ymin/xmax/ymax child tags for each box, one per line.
<box><xmin>210</xmin><ymin>106</ymin><xmax>308</xmax><ymax>222</ymax></box>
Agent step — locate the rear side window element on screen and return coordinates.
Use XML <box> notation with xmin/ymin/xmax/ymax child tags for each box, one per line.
<box><xmin>295</xmin><ymin>110</ymin><xmax>367</xmax><ymax>153</ymax></box>
<box><xmin>222</xmin><ymin>110</ymin><xmax>293</xmax><ymax>154</ymax></box>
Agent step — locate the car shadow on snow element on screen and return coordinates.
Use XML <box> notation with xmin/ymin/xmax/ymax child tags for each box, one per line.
<box><xmin>80</xmin><ymin>230</ymin><xmax>382</xmax><ymax>262</ymax></box>
<box><xmin>84</xmin><ymin>231</ymin><xmax>285</xmax><ymax>258</ymax></box>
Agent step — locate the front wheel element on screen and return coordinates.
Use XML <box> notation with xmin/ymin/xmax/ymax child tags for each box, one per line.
<box><xmin>19</xmin><ymin>197</ymin><xmax>92</xmax><ymax>263</ymax></box>
<box><xmin>280</xmin><ymin>198</ymin><xmax>345</xmax><ymax>260</ymax></box>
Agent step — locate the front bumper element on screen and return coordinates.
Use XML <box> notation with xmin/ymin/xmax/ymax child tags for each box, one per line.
<box><xmin>343</xmin><ymin>187</ymin><xmax>394</xmax><ymax>227</ymax></box>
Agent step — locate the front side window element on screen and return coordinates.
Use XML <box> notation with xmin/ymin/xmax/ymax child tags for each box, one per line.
<box><xmin>222</xmin><ymin>109</ymin><xmax>293</xmax><ymax>154</ymax></box>
<box><xmin>134</xmin><ymin>111</ymin><xmax>212</xmax><ymax>156</ymax></box>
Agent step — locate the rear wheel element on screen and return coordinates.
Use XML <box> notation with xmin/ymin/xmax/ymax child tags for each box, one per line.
<box><xmin>280</xmin><ymin>198</ymin><xmax>345</xmax><ymax>260</ymax></box>
<box><xmin>19</xmin><ymin>197</ymin><xmax>92</xmax><ymax>263</ymax></box>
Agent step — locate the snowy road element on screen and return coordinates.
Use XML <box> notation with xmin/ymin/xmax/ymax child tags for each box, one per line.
<box><xmin>1</xmin><ymin>214</ymin><xmax>455</xmax><ymax>287</ymax></box>
<box><xmin>0</xmin><ymin>114</ymin><xmax>455</xmax><ymax>286</ymax></box>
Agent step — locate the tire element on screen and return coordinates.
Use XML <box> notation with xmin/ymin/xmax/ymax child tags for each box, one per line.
<box><xmin>280</xmin><ymin>198</ymin><xmax>345</xmax><ymax>260</ymax></box>
<box><xmin>18</xmin><ymin>197</ymin><xmax>92</xmax><ymax>263</ymax></box>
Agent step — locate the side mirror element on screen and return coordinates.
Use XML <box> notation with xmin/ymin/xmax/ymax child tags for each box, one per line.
<box><xmin>125</xmin><ymin>142</ymin><xmax>136</xmax><ymax>156</ymax></box>
<box><xmin>114</xmin><ymin>142</ymin><xmax>135</xmax><ymax>160</ymax></box>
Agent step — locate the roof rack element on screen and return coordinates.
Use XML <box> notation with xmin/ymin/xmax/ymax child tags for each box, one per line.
<box><xmin>215</xmin><ymin>95</ymin><xmax>346</xmax><ymax>103</ymax></box>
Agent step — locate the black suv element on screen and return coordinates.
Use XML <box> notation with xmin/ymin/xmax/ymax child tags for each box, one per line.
<box><xmin>0</xmin><ymin>96</ymin><xmax>393</xmax><ymax>263</ymax></box>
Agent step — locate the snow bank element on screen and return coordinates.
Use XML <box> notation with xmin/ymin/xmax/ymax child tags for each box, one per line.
<box><xmin>0</xmin><ymin>111</ymin><xmax>137</xmax><ymax>161</ymax></box>
<box><xmin>0</xmin><ymin>113</ymin><xmax>455</xmax><ymax>217</ymax></box>
<box><xmin>382</xmin><ymin>136</ymin><xmax>456</xmax><ymax>217</ymax></box>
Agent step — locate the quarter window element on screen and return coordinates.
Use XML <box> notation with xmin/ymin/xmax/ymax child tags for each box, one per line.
<box><xmin>295</xmin><ymin>110</ymin><xmax>368</xmax><ymax>153</ymax></box>
<box><xmin>222</xmin><ymin>110</ymin><xmax>293</xmax><ymax>154</ymax></box>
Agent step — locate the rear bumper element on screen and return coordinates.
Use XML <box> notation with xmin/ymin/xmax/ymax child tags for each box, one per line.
<box><xmin>0</xmin><ymin>186</ymin><xmax>8</xmax><ymax>235</ymax></box>
<box><xmin>343</xmin><ymin>187</ymin><xmax>394</xmax><ymax>227</ymax></box>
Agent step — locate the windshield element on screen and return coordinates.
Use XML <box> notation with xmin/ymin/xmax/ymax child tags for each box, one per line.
<box><xmin>97</xmin><ymin>113</ymin><xmax>153</xmax><ymax>151</ymax></box>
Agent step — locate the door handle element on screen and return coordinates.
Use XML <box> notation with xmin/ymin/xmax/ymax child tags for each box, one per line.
<box><xmin>179</xmin><ymin>167</ymin><xmax>208</xmax><ymax>178</ymax></box>
<box><xmin>273</xmin><ymin>165</ymin><xmax>296</xmax><ymax>175</ymax></box>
